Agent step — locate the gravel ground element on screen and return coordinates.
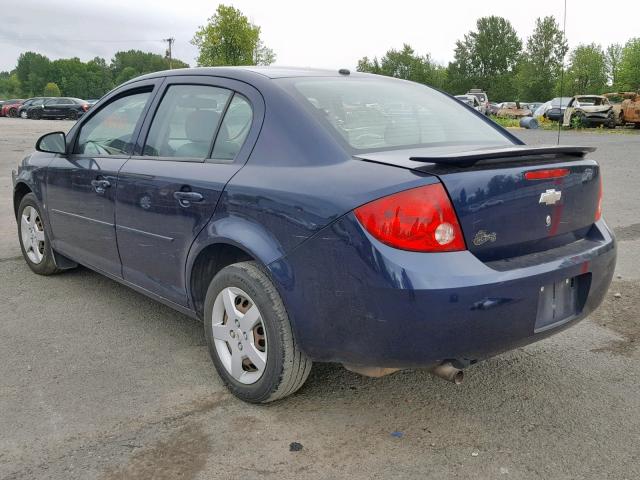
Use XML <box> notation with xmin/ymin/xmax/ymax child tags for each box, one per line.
<box><xmin>1</xmin><ymin>118</ymin><xmax>639</xmax><ymax>480</ymax></box>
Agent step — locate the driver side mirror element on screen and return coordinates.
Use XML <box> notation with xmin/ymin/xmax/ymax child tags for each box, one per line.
<box><xmin>36</xmin><ymin>131</ymin><xmax>67</xmax><ymax>154</ymax></box>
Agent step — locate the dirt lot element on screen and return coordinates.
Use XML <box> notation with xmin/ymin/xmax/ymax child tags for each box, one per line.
<box><xmin>1</xmin><ymin>118</ymin><xmax>639</xmax><ymax>480</ymax></box>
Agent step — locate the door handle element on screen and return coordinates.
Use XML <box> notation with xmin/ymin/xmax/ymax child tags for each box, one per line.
<box><xmin>91</xmin><ymin>179</ymin><xmax>111</xmax><ymax>194</ymax></box>
<box><xmin>173</xmin><ymin>191</ymin><xmax>204</xmax><ymax>207</ymax></box>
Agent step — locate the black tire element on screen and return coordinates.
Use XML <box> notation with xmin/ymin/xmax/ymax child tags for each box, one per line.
<box><xmin>17</xmin><ymin>193</ymin><xmax>61</xmax><ymax>275</ymax></box>
<box><xmin>204</xmin><ymin>261</ymin><xmax>311</xmax><ymax>403</ymax></box>
<box><xmin>606</xmin><ymin>112</ymin><xmax>616</xmax><ymax>129</ymax></box>
<box><xmin>31</xmin><ymin>110</ymin><xmax>41</xmax><ymax>120</ymax></box>
<box><xmin>8</xmin><ymin>108</ymin><xmax>17</xmax><ymax>118</ymax></box>
<box><xmin>66</xmin><ymin>110</ymin><xmax>78</xmax><ymax>120</ymax></box>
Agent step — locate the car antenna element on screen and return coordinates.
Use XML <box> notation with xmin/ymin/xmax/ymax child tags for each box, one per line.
<box><xmin>557</xmin><ymin>0</ymin><xmax>567</xmax><ymax>145</ymax></box>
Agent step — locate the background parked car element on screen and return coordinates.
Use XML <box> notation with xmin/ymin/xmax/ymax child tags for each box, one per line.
<box><xmin>465</xmin><ymin>89</ymin><xmax>490</xmax><ymax>115</ymax></box>
<box><xmin>26</xmin><ymin>97</ymin><xmax>90</xmax><ymax>120</ymax></box>
<box><xmin>17</xmin><ymin>97</ymin><xmax>52</xmax><ymax>118</ymax></box>
<box><xmin>562</xmin><ymin>95</ymin><xmax>616</xmax><ymax>128</ymax></box>
<box><xmin>527</xmin><ymin>102</ymin><xmax>543</xmax><ymax>112</ymax></box>
<box><xmin>0</xmin><ymin>99</ymin><xmax>23</xmax><ymax>117</ymax></box>
<box><xmin>544</xmin><ymin>97</ymin><xmax>572</xmax><ymax>122</ymax></box>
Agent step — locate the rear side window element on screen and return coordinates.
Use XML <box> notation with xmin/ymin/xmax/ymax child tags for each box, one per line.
<box><xmin>143</xmin><ymin>85</ymin><xmax>231</xmax><ymax>158</ymax></box>
<box><xmin>75</xmin><ymin>91</ymin><xmax>151</xmax><ymax>155</ymax></box>
<box><xmin>285</xmin><ymin>78</ymin><xmax>510</xmax><ymax>152</ymax></box>
<box><xmin>211</xmin><ymin>94</ymin><xmax>253</xmax><ymax>161</ymax></box>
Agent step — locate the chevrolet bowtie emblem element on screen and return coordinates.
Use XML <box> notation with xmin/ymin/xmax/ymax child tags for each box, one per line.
<box><xmin>539</xmin><ymin>189</ymin><xmax>562</xmax><ymax>206</ymax></box>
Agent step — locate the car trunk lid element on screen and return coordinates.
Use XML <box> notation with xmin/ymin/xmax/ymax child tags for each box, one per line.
<box><xmin>355</xmin><ymin>144</ymin><xmax>601</xmax><ymax>261</ymax></box>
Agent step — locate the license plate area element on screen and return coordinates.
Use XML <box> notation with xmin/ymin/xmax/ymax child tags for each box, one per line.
<box><xmin>535</xmin><ymin>274</ymin><xmax>591</xmax><ymax>333</ymax></box>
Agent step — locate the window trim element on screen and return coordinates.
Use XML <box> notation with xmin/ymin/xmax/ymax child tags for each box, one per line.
<box><xmin>71</xmin><ymin>86</ymin><xmax>155</xmax><ymax>157</ymax></box>
<box><xmin>132</xmin><ymin>75</ymin><xmax>264</xmax><ymax>165</ymax></box>
<box><xmin>138</xmin><ymin>83</ymin><xmax>236</xmax><ymax>164</ymax></box>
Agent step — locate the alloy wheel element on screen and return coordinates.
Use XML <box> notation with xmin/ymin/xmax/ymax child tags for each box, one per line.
<box><xmin>20</xmin><ymin>206</ymin><xmax>45</xmax><ymax>264</ymax></box>
<box><xmin>211</xmin><ymin>286</ymin><xmax>267</xmax><ymax>385</ymax></box>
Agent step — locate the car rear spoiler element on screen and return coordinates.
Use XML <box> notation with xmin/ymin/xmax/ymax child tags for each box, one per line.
<box><xmin>408</xmin><ymin>145</ymin><xmax>596</xmax><ymax>167</ymax></box>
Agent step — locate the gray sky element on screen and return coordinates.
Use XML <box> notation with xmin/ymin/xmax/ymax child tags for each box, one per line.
<box><xmin>1</xmin><ymin>0</ymin><xmax>638</xmax><ymax>72</ymax></box>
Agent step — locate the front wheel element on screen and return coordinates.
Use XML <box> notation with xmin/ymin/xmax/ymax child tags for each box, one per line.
<box><xmin>204</xmin><ymin>261</ymin><xmax>312</xmax><ymax>403</ymax></box>
<box><xmin>17</xmin><ymin>194</ymin><xmax>61</xmax><ymax>275</ymax></box>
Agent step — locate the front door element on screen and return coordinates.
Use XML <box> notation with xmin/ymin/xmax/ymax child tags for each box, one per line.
<box><xmin>115</xmin><ymin>77</ymin><xmax>261</xmax><ymax>306</ymax></box>
<box><xmin>46</xmin><ymin>84</ymin><xmax>158</xmax><ymax>276</ymax></box>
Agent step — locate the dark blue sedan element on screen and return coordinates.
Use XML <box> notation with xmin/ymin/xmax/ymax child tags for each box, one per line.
<box><xmin>12</xmin><ymin>67</ymin><xmax>616</xmax><ymax>403</ymax></box>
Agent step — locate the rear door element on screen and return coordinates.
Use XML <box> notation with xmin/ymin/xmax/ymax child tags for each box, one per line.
<box><xmin>115</xmin><ymin>76</ymin><xmax>263</xmax><ymax>306</ymax></box>
<box><xmin>46</xmin><ymin>80</ymin><xmax>160</xmax><ymax>276</ymax></box>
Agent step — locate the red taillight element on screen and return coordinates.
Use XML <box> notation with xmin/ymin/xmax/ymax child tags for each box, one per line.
<box><xmin>524</xmin><ymin>168</ymin><xmax>570</xmax><ymax>180</ymax></box>
<box><xmin>595</xmin><ymin>174</ymin><xmax>603</xmax><ymax>221</ymax></box>
<box><xmin>82</xmin><ymin>104</ymin><xmax>89</xmax><ymax>111</ymax></box>
<box><xmin>354</xmin><ymin>184</ymin><xmax>466</xmax><ymax>252</ymax></box>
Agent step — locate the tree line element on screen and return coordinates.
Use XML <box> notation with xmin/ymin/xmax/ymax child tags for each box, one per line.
<box><xmin>358</xmin><ymin>15</ymin><xmax>640</xmax><ymax>101</ymax></box>
<box><xmin>0</xmin><ymin>4</ymin><xmax>274</xmax><ymax>100</ymax></box>
<box><xmin>2</xmin><ymin>9</ymin><xmax>639</xmax><ymax>102</ymax></box>
<box><xmin>0</xmin><ymin>50</ymin><xmax>189</xmax><ymax>100</ymax></box>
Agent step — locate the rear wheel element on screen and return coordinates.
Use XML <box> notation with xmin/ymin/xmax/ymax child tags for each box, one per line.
<box><xmin>8</xmin><ymin>108</ymin><xmax>18</xmax><ymax>118</ymax></box>
<box><xmin>606</xmin><ymin>112</ymin><xmax>616</xmax><ymax>129</ymax></box>
<box><xmin>17</xmin><ymin>194</ymin><xmax>61</xmax><ymax>275</ymax></box>
<box><xmin>204</xmin><ymin>261</ymin><xmax>311</xmax><ymax>403</ymax></box>
<box><xmin>66</xmin><ymin>110</ymin><xmax>78</xmax><ymax>120</ymax></box>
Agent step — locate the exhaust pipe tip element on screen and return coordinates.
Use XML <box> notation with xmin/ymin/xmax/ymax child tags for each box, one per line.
<box><xmin>428</xmin><ymin>361</ymin><xmax>464</xmax><ymax>385</ymax></box>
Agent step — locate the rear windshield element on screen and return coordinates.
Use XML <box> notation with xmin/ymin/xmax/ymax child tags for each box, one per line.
<box><xmin>281</xmin><ymin>77</ymin><xmax>510</xmax><ymax>152</ymax></box>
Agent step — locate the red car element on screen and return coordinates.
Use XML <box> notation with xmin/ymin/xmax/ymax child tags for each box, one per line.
<box><xmin>1</xmin><ymin>99</ymin><xmax>24</xmax><ymax>117</ymax></box>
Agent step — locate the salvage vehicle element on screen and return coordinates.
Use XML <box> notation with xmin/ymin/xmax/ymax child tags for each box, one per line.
<box><xmin>465</xmin><ymin>88</ymin><xmax>490</xmax><ymax>115</ymax></box>
<box><xmin>562</xmin><ymin>95</ymin><xmax>616</xmax><ymax>128</ymax></box>
<box><xmin>455</xmin><ymin>94</ymin><xmax>483</xmax><ymax>112</ymax></box>
<box><xmin>25</xmin><ymin>97</ymin><xmax>90</xmax><ymax>120</ymax></box>
<box><xmin>544</xmin><ymin>97</ymin><xmax>572</xmax><ymax>122</ymax></box>
<box><xmin>496</xmin><ymin>102</ymin><xmax>532</xmax><ymax>119</ymax></box>
<box><xmin>13</xmin><ymin>67</ymin><xmax>616</xmax><ymax>403</ymax></box>
<box><xmin>603</xmin><ymin>92</ymin><xmax>640</xmax><ymax>128</ymax></box>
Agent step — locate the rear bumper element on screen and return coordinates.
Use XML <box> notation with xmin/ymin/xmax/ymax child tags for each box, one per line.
<box><xmin>269</xmin><ymin>215</ymin><xmax>616</xmax><ymax>367</ymax></box>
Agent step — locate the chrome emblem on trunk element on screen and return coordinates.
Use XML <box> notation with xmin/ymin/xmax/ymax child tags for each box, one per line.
<box><xmin>539</xmin><ymin>189</ymin><xmax>562</xmax><ymax>206</ymax></box>
<box><xmin>473</xmin><ymin>230</ymin><xmax>497</xmax><ymax>246</ymax></box>
<box><xmin>545</xmin><ymin>215</ymin><xmax>552</xmax><ymax>227</ymax></box>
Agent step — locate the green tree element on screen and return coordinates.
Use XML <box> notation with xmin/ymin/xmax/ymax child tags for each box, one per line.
<box><xmin>43</xmin><ymin>82</ymin><xmax>60</xmax><ymax>96</ymax></box>
<box><xmin>49</xmin><ymin>57</ymin><xmax>89</xmax><ymax>98</ymax></box>
<box><xmin>85</xmin><ymin>57</ymin><xmax>113</xmax><ymax>98</ymax></box>
<box><xmin>605</xmin><ymin>43</ymin><xmax>623</xmax><ymax>89</ymax></box>
<box><xmin>356</xmin><ymin>44</ymin><xmax>447</xmax><ymax>90</ymax></box>
<box><xmin>447</xmin><ymin>16</ymin><xmax>522</xmax><ymax>100</ymax></box>
<box><xmin>518</xmin><ymin>16</ymin><xmax>567</xmax><ymax>101</ymax></box>
<box><xmin>561</xmin><ymin>44</ymin><xmax>607</xmax><ymax>95</ymax></box>
<box><xmin>115</xmin><ymin>66</ymin><xmax>139</xmax><ymax>85</ymax></box>
<box><xmin>0</xmin><ymin>71</ymin><xmax>22</xmax><ymax>98</ymax></box>
<box><xmin>111</xmin><ymin>50</ymin><xmax>188</xmax><ymax>80</ymax></box>
<box><xmin>618</xmin><ymin>38</ymin><xmax>640</xmax><ymax>91</ymax></box>
<box><xmin>15</xmin><ymin>51</ymin><xmax>50</xmax><ymax>96</ymax></box>
<box><xmin>191</xmin><ymin>4</ymin><xmax>275</xmax><ymax>66</ymax></box>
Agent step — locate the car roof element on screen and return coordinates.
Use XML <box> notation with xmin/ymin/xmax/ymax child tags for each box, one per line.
<box><xmin>131</xmin><ymin>66</ymin><xmax>360</xmax><ymax>82</ymax></box>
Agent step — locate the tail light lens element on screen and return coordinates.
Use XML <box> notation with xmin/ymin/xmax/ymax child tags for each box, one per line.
<box><xmin>82</xmin><ymin>104</ymin><xmax>89</xmax><ymax>112</ymax></box>
<box><xmin>354</xmin><ymin>184</ymin><xmax>466</xmax><ymax>252</ymax></box>
<box><xmin>595</xmin><ymin>174</ymin><xmax>603</xmax><ymax>221</ymax></box>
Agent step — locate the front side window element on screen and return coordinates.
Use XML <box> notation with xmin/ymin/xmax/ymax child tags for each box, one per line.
<box><xmin>144</xmin><ymin>85</ymin><xmax>231</xmax><ymax>158</ymax></box>
<box><xmin>284</xmin><ymin>78</ymin><xmax>511</xmax><ymax>151</ymax></box>
<box><xmin>75</xmin><ymin>91</ymin><xmax>151</xmax><ymax>156</ymax></box>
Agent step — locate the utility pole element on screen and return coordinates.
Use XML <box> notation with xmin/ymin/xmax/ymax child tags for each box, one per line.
<box><xmin>163</xmin><ymin>37</ymin><xmax>175</xmax><ymax>69</ymax></box>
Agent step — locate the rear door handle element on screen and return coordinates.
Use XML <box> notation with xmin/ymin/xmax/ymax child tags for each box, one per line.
<box><xmin>173</xmin><ymin>191</ymin><xmax>204</xmax><ymax>207</ymax></box>
<box><xmin>91</xmin><ymin>179</ymin><xmax>111</xmax><ymax>193</ymax></box>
